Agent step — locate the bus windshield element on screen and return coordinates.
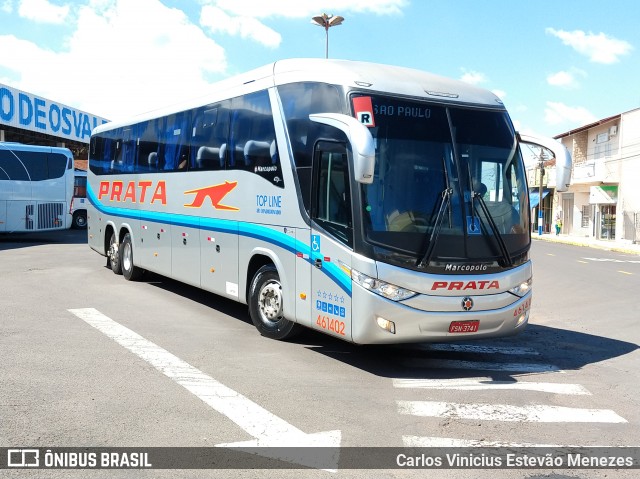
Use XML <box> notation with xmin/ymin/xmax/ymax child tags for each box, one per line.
<box><xmin>356</xmin><ymin>95</ymin><xmax>529</xmax><ymax>272</ymax></box>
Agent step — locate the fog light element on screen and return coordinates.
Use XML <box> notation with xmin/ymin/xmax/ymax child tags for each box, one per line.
<box><xmin>376</xmin><ymin>317</ymin><xmax>396</xmax><ymax>334</ymax></box>
<box><xmin>516</xmin><ymin>310</ymin><xmax>529</xmax><ymax>327</ymax></box>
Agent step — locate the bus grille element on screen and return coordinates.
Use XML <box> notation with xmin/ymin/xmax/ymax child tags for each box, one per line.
<box><xmin>37</xmin><ymin>202</ymin><xmax>65</xmax><ymax>230</ymax></box>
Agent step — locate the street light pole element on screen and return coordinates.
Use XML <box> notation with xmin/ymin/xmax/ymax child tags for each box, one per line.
<box><xmin>311</xmin><ymin>13</ymin><xmax>344</xmax><ymax>59</ymax></box>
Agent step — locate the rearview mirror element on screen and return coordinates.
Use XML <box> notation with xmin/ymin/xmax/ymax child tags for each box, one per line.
<box><xmin>309</xmin><ymin>113</ymin><xmax>375</xmax><ymax>184</ymax></box>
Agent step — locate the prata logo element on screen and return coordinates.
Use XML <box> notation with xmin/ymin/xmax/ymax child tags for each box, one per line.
<box><xmin>7</xmin><ymin>449</ymin><xmax>39</xmax><ymax>467</ymax></box>
<box><xmin>461</xmin><ymin>297</ymin><xmax>474</xmax><ymax>311</ymax></box>
<box><xmin>183</xmin><ymin>181</ymin><xmax>239</xmax><ymax>210</ymax></box>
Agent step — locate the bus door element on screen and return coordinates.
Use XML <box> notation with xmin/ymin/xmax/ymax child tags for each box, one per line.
<box><xmin>309</xmin><ymin>142</ymin><xmax>354</xmax><ymax>341</ymax></box>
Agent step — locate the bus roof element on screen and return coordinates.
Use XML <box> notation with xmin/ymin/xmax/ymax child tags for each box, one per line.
<box><xmin>93</xmin><ymin>59</ymin><xmax>504</xmax><ymax>134</ymax></box>
<box><xmin>0</xmin><ymin>141</ymin><xmax>73</xmax><ymax>157</ymax></box>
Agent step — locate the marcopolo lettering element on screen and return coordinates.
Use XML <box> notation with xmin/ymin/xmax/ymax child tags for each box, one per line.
<box><xmin>0</xmin><ymin>84</ymin><xmax>108</xmax><ymax>142</ymax></box>
<box><xmin>445</xmin><ymin>264</ymin><xmax>489</xmax><ymax>272</ymax></box>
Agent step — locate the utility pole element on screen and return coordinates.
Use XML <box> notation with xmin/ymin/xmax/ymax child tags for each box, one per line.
<box><xmin>538</xmin><ymin>148</ymin><xmax>546</xmax><ymax>236</ymax></box>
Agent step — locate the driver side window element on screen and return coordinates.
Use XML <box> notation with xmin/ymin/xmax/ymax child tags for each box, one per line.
<box><xmin>312</xmin><ymin>142</ymin><xmax>353</xmax><ymax>247</ymax></box>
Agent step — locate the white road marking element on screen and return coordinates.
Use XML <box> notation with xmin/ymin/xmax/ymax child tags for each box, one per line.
<box><xmin>393</xmin><ymin>378</ymin><xmax>591</xmax><ymax>395</ymax></box>
<box><xmin>402</xmin><ymin>358</ymin><xmax>562</xmax><ymax>373</ymax></box>
<box><xmin>411</xmin><ymin>344</ymin><xmax>541</xmax><ymax>355</ymax></box>
<box><xmin>582</xmin><ymin>257</ymin><xmax>640</xmax><ymax>264</ymax></box>
<box><xmin>397</xmin><ymin>400</ymin><xmax>627</xmax><ymax>423</ymax></box>
<box><xmin>403</xmin><ymin>436</ymin><xmax>571</xmax><ymax>448</ymax></box>
<box><xmin>68</xmin><ymin>308</ymin><xmax>341</xmax><ymax>469</ymax></box>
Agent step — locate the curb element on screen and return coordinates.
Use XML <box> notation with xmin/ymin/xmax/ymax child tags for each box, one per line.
<box><xmin>531</xmin><ymin>235</ymin><xmax>640</xmax><ymax>256</ymax></box>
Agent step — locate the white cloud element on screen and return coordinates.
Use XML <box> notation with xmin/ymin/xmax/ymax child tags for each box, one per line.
<box><xmin>210</xmin><ymin>0</ymin><xmax>407</xmax><ymax>18</ymax></box>
<box><xmin>18</xmin><ymin>0</ymin><xmax>70</xmax><ymax>24</ymax></box>
<box><xmin>492</xmin><ymin>89</ymin><xmax>506</xmax><ymax>100</ymax></box>
<box><xmin>460</xmin><ymin>70</ymin><xmax>486</xmax><ymax>85</ymax></box>
<box><xmin>547</xmin><ymin>70</ymin><xmax>574</xmax><ymax>88</ymax></box>
<box><xmin>200</xmin><ymin>5</ymin><xmax>281</xmax><ymax>48</ymax></box>
<box><xmin>199</xmin><ymin>0</ymin><xmax>407</xmax><ymax>46</ymax></box>
<box><xmin>544</xmin><ymin>101</ymin><xmax>597</xmax><ymax>127</ymax></box>
<box><xmin>0</xmin><ymin>0</ymin><xmax>227</xmax><ymax>119</ymax></box>
<box><xmin>546</xmin><ymin>28</ymin><xmax>633</xmax><ymax>64</ymax></box>
<box><xmin>1</xmin><ymin>0</ymin><xmax>13</xmax><ymax>13</ymax></box>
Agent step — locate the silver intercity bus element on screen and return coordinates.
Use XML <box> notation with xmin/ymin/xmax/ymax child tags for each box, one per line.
<box><xmin>0</xmin><ymin>142</ymin><xmax>74</xmax><ymax>232</ymax></box>
<box><xmin>87</xmin><ymin>59</ymin><xmax>571</xmax><ymax>344</ymax></box>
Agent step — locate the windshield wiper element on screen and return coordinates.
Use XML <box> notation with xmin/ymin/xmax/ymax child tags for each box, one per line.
<box><xmin>417</xmin><ymin>188</ymin><xmax>452</xmax><ymax>268</ymax></box>
<box><xmin>473</xmin><ymin>192</ymin><xmax>513</xmax><ymax>268</ymax></box>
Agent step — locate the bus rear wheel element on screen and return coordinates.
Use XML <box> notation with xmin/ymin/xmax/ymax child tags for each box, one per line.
<box><xmin>72</xmin><ymin>211</ymin><xmax>87</xmax><ymax>229</ymax></box>
<box><xmin>248</xmin><ymin>265</ymin><xmax>300</xmax><ymax>340</ymax></box>
<box><xmin>120</xmin><ymin>233</ymin><xmax>144</xmax><ymax>281</ymax></box>
<box><xmin>107</xmin><ymin>230</ymin><xmax>122</xmax><ymax>275</ymax></box>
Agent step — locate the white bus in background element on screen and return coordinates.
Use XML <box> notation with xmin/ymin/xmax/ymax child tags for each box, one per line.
<box><xmin>87</xmin><ymin>59</ymin><xmax>571</xmax><ymax>344</ymax></box>
<box><xmin>0</xmin><ymin>142</ymin><xmax>74</xmax><ymax>233</ymax></box>
<box><xmin>70</xmin><ymin>168</ymin><xmax>88</xmax><ymax>229</ymax></box>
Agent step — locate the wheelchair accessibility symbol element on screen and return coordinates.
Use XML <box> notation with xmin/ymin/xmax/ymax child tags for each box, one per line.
<box><xmin>311</xmin><ymin>235</ymin><xmax>321</xmax><ymax>252</ymax></box>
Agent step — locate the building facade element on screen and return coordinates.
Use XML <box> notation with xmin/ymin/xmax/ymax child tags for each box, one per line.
<box><xmin>0</xmin><ymin>82</ymin><xmax>108</xmax><ymax>169</ymax></box>
<box><xmin>529</xmin><ymin>107</ymin><xmax>640</xmax><ymax>244</ymax></box>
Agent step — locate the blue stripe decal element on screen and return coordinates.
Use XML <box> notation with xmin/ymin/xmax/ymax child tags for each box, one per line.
<box><xmin>88</xmin><ymin>184</ymin><xmax>352</xmax><ymax>295</ymax></box>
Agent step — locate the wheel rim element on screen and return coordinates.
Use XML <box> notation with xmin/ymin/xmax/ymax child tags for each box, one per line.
<box><xmin>122</xmin><ymin>242</ymin><xmax>132</xmax><ymax>272</ymax></box>
<box><xmin>76</xmin><ymin>215</ymin><xmax>86</xmax><ymax>227</ymax></box>
<box><xmin>109</xmin><ymin>235</ymin><xmax>118</xmax><ymax>264</ymax></box>
<box><xmin>257</xmin><ymin>279</ymin><xmax>284</xmax><ymax>325</ymax></box>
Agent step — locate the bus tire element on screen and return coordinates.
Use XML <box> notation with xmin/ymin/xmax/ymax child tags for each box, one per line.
<box><xmin>120</xmin><ymin>233</ymin><xmax>144</xmax><ymax>281</ymax></box>
<box><xmin>72</xmin><ymin>211</ymin><xmax>87</xmax><ymax>229</ymax></box>
<box><xmin>248</xmin><ymin>265</ymin><xmax>300</xmax><ymax>340</ymax></box>
<box><xmin>108</xmin><ymin>230</ymin><xmax>122</xmax><ymax>275</ymax></box>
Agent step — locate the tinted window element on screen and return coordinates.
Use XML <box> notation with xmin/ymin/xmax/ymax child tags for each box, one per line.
<box><xmin>229</xmin><ymin>91</ymin><xmax>283</xmax><ymax>187</ymax></box>
<box><xmin>47</xmin><ymin>153</ymin><xmax>68</xmax><ymax>179</ymax></box>
<box><xmin>190</xmin><ymin>102</ymin><xmax>230</xmax><ymax>171</ymax></box>
<box><xmin>158</xmin><ymin>111</ymin><xmax>191</xmax><ymax>171</ymax></box>
<box><xmin>0</xmin><ymin>149</ymin><xmax>29</xmax><ymax>180</ymax></box>
<box><xmin>313</xmin><ymin>142</ymin><xmax>352</xmax><ymax>247</ymax></box>
<box><xmin>278</xmin><ymin>82</ymin><xmax>344</xmax><ymax>169</ymax></box>
<box><xmin>0</xmin><ymin>149</ymin><xmax>69</xmax><ymax>180</ymax></box>
<box><xmin>74</xmin><ymin>175</ymin><xmax>87</xmax><ymax>197</ymax></box>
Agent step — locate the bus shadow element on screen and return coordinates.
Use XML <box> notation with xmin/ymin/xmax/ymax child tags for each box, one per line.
<box><xmin>138</xmin><ymin>271</ymin><xmax>253</xmax><ymax>327</ymax></box>
<box><xmin>297</xmin><ymin>324</ymin><xmax>639</xmax><ymax>381</ymax></box>
<box><xmin>123</xmin><ymin>271</ymin><xmax>639</xmax><ymax>380</ymax></box>
<box><xmin>0</xmin><ymin>229</ymin><xmax>88</xmax><ymax>251</ymax></box>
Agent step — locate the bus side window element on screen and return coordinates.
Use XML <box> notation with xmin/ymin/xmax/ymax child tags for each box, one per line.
<box><xmin>230</xmin><ymin>91</ymin><xmax>283</xmax><ymax>187</ymax></box>
<box><xmin>137</xmin><ymin>121</ymin><xmax>159</xmax><ymax>173</ymax></box>
<box><xmin>160</xmin><ymin>111</ymin><xmax>190</xmax><ymax>171</ymax></box>
<box><xmin>190</xmin><ymin>103</ymin><xmax>229</xmax><ymax>171</ymax></box>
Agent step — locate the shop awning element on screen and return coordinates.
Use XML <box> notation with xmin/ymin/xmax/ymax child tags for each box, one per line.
<box><xmin>529</xmin><ymin>190</ymin><xmax>550</xmax><ymax>209</ymax></box>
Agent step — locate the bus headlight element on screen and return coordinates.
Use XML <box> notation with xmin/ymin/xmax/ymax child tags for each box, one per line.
<box><xmin>352</xmin><ymin>270</ymin><xmax>418</xmax><ymax>301</ymax></box>
<box><xmin>509</xmin><ymin>277</ymin><xmax>532</xmax><ymax>297</ymax></box>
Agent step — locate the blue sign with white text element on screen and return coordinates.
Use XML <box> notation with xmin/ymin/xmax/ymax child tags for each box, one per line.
<box><xmin>0</xmin><ymin>83</ymin><xmax>109</xmax><ymax>144</ymax></box>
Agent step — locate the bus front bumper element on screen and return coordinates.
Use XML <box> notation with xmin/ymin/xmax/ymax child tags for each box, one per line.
<box><xmin>350</xmin><ymin>286</ymin><xmax>531</xmax><ymax>345</ymax></box>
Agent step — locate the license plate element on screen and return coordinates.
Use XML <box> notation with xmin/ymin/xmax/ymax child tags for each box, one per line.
<box><xmin>449</xmin><ymin>320</ymin><xmax>479</xmax><ymax>333</ymax></box>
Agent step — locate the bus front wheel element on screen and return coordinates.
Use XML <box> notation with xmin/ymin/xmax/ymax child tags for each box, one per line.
<box><xmin>120</xmin><ymin>233</ymin><xmax>144</xmax><ymax>281</ymax></box>
<box><xmin>248</xmin><ymin>265</ymin><xmax>300</xmax><ymax>340</ymax></box>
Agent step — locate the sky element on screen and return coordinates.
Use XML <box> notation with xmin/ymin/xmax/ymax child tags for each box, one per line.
<box><xmin>0</xmin><ymin>0</ymin><xmax>638</xmax><ymax>137</ymax></box>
